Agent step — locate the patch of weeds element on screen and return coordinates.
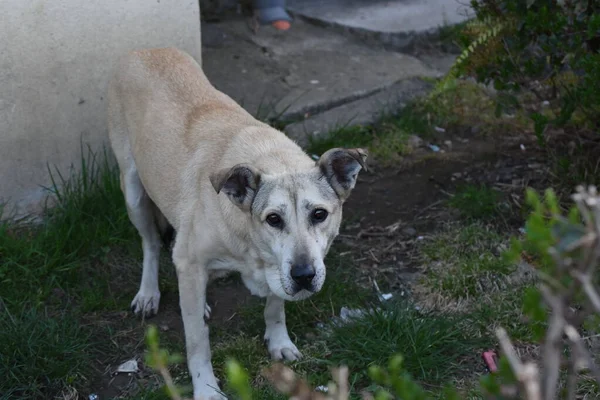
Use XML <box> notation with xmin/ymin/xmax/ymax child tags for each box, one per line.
<box><xmin>0</xmin><ymin>145</ymin><xmax>137</xmax><ymax>309</ymax></box>
<box><xmin>0</xmin><ymin>145</ymin><xmax>142</xmax><ymax>398</ymax></box>
<box><xmin>429</xmin><ymin>79</ymin><xmax>530</xmax><ymax>134</ymax></box>
<box><xmin>471</xmin><ymin>287</ymin><xmax>537</xmax><ymax>343</ymax></box>
<box><xmin>419</xmin><ymin>222</ymin><xmax>516</xmax><ymax>302</ymax></box>
<box><xmin>577</xmin><ymin>375</ymin><xmax>600</xmax><ymax>399</ymax></box>
<box><xmin>212</xmin><ymin>334</ymin><xmax>270</xmax><ymax>378</ymax></box>
<box><xmin>0</xmin><ymin>305</ymin><xmax>95</xmax><ymax>399</ymax></box>
<box><xmin>324</xmin><ymin>301</ymin><xmax>487</xmax><ymax>387</ymax></box>
<box><xmin>306</xmin><ymin>102</ymin><xmax>436</xmax><ymax>164</ymax></box>
<box><xmin>449</xmin><ymin>184</ymin><xmax>501</xmax><ymax>220</ymax></box>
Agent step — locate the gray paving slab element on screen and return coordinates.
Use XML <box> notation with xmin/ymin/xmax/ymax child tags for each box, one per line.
<box><xmin>201</xmin><ymin>18</ymin><xmax>441</xmax><ymax>119</ymax></box>
<box><xmin>287</xmin><ymin>0</ymin><xmax>473</xmax><ymax>51</ymax></box>
<box><xmin>284</xmin><ymin>78</ymin><xmax>432</xmax><ymax>145</ymax></box>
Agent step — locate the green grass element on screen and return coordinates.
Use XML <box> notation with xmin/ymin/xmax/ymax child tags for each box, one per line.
<box><xmin>0</xmin><ymin>145</ymin><xmax>139</xmax><ymax>398</ymax></box>
<box><xmin>324</xmin><ymin>302</ymin><xmax>487</xmax><ymax>386</ymax></box>
<box><xmin>0</xmin><ymin>145</ymin><xmax>137</xmax><ymax>310</ymax></box>
<box><xmin>449</xmin><ymin>184</ymin><xmax>501</xmax><ymax>220</ymax></box>
<box><xmin>305</xmin><ymin>102</ymin><xmax>435</xmax><ymax>164</ymax></box>
<box><xmin>0</xmin><ymin>305</ymin><xmax>95</xmax><ymax>400</ymax></box>
<box><xmin>419</xmin><ymin>222</ymin><xmax>518</xmax><ymax>302</ymax></box>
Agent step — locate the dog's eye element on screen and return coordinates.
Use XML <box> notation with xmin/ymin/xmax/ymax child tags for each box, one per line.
<box><xmin>312</xmin><ymin>208</ymin><xmax>329</xmax><ymax>223</ymax></box>
<box><xmin>266</xmin><ymin>213</ymin><xmax>284</xmax><ymax>228</ymax></box>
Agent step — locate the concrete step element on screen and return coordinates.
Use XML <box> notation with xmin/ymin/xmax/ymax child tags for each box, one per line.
<box><xmin>202</xmin><ymin>18</ymin><xmax>443</xmax><ymax>120</ymax></box>
<box><xmin>284</xmin><ymin>78</ymin><xmax>432</xmax><ymax>145</ymax></box>
<box><xmin>287</xmin><ymin>0</ymin><xmax>473</xmax><ymax>52</ymax></box>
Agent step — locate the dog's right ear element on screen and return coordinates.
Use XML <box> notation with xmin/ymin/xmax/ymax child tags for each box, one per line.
<box><xmin>210</xmin><ymin>164</ymin><xmax>261</xmax><ymax>212</ymax></box>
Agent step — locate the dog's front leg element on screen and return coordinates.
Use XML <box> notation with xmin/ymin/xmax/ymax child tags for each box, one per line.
<box><xmin>264</xmin><ymin>294</ymin><xmax>302</xmax><ymax>361</ymax></box>
<box><xmin>175</xmin><ymin>256</ymin><xmax>225</xmax><ymax>400</ymax></box>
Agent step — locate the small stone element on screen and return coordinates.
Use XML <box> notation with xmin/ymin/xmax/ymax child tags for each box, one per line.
<box><xmin>402</xmin><ymin>227</ymin><xmax>417</xmax><ymax>237</ymax></box>
<box><xmin>407</xmin><ymin>135</ymin><xmax>424</xmax><ymax>149</ymax></box>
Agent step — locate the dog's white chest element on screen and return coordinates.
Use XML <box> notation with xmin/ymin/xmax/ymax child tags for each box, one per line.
<box><xmin>240</xmin><ymin>268</ymin><xmax>270</xmax><ymax>297</ymax></box>
<box><xmin>207</xmin><ymin>256</ymin><xmax>271</xmax><ymax>298</ymax></box>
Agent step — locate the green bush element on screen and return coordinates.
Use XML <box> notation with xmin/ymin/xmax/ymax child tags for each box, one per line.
<box><xmin>445</xmin><ymin>0</ymin><xmax>600</xmax><ymax>141</ymax></box>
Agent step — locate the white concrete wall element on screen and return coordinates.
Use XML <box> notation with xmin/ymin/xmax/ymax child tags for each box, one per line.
<box><xmin>0</xmin><ymin>0</ymin><xmax>202</xmax><ymax>216</ymax></box>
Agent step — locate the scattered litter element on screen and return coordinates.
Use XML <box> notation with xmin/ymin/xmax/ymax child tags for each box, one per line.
<box><xmin>340</xmin><ymin>306</ymin><xmax>369</xmax><ymax>321</ymax></box>
<box><xmin>159</xmin><ymin>324</ymin><xmax>170</xmax><ymax>332</ymax></box>
<box><xmin>402</xmin><ymin>226</ymin><xmax>417</xmax><ymax>237</ymax></box>
<box><xmin>116</xmin><ymin>359</ymin><xmax>139</xmax><ymax>374</ymax></box>
<box><xmin>311</xmin><ymin>154</ymin><xmax>319</xmax><ymax>161</ymax></box>
<box><xmin>520</xmin><ymin>144</ymin><xmax>526</xmax><ymax>151</ymax></box>
<box><xmin>428</xmin><ymin>144</ymin><xmax>440</xmax><ymax>152</ymax></box>
<box><xmin>434</xmin><ymin>126</ymin><xmax>446</xmax><ymax>133</ymax></box>
<box><xmin>482</xmin><ymin>350</ymin><xmax>498</xmax><ymax>373</ymax></box>
<box><xmin>310</xmin><ymin>80</ymin><xmax>320</xmax><ymax>84</ymax></box>
<box><xmin>518</xmin><ymin>227</ymin><xmax>526</xmax><ymax>235</ymax></box>
<box><xmin>372</xmin><ymin>280</ymin><xmax>393</xmax><ymax>303</ymax></box>
<box><xmin>315</xmin><ymin>385</ymin><xmax>329</xmax><ymax>392</ymax></box>
<box><xmin>444</xmin><ymin>140</ymin><xmax>453</xmax><ymax>150</ymax></box>
<box><xmin>89</xmin><ymin>395</ymin><xmax>99</xmax><ymax>400</ymax></box>
<box><xmin>417</xmin><ymin>236</ymin><xmax>424</xmax><ymax>241</ymax></box>
<box><xmin>541</xmin><ymin>100</ymin><xmax>550</xmax><ymax>107</ymax></box>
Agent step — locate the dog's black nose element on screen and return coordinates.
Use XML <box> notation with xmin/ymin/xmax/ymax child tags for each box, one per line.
<box><xmin>291</xmin><ymin>264</ymin><xmax>315</xmax><ymax>290</ymax></box>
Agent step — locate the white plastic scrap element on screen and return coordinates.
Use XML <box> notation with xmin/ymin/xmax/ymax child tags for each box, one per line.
<box><xmin>434</xmin><ymin>126</ymin><xmax>446</xmax><ymax>133</ymax></box>
<box><xmin>315</xmin><ymin>385</ymin><xmax>329</xmax><ymax>392</ymax></box>
<box><xmin>372</xmin><ymin>280</ymin><xmax>393</xmax><ymax>303</ymax></box>
<box><xmin>89</xmin><ymin>395</ymin><xmax>99</xmax><ymax>400</ymax></box>
<box><xmin>428</xmin><ymin>144</ymin><xmax>441</xmax><ymax>152</ymax></box>
<box><xmin>116</xmin><ymin>359</ymin><xmax>139</xmax><ymax>374</ymax></box>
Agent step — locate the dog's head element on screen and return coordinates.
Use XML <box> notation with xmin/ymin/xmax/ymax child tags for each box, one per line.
<box><xmin>210</xmin><ymin>148</ymin><xmax>367</xmax><ymax>301</ymax></box>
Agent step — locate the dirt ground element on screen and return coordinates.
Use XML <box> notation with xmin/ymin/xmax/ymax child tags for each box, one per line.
<box><xmin>86</xmin><ymin>126</ymin><xmax>548</xmax><ymax>399</ymax></box>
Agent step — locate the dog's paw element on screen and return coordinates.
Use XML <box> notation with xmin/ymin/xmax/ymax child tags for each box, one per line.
<box><xmin>131</xmin><ymin>290</ymin><xmax>161</xmax><ymax>317</ymax></box>
<box><xmin>265</xmin><ymin>335</ymin><xmax>303</xmax><ymax>361</ymax></box>
<box><xmin>204</xmin><ymin>303</ymin><xmax>212</xmax><ymax>320</ymax></box>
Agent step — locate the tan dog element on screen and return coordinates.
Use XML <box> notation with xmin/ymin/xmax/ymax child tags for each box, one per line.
<box><xmin>107</xmin><ymin>48</ymin><xmax>366</xmax><ymax>399</ymax></box>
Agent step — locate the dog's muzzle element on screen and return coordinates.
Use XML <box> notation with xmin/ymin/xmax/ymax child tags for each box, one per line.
<box><xmin>290</xmin><ymin>263</ymin><xmax>316</xmax><ymax>292</ymax></box>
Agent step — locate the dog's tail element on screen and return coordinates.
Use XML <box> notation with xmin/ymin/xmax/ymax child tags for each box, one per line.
<box><xmin>152</xmin><ymin>205</ymin><xmax>175</xmax><ymax>252</ymax></box>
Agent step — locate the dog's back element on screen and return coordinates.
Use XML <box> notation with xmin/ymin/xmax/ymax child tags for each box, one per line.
<box><xmin>108</xmin><ymin>48</ymin><xmax>257</xmax><ymax>224</ymax></box>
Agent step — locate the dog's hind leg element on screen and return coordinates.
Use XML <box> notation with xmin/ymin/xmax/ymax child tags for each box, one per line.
<box><xmin>122</xmin><ymin>167</ymin><xmax>163</xmax><ymax>317</ymax></box>
<box><xmin>108</xmin><ymin>81</ymin><xmax>162</xmax><ymax>317</ymax></box>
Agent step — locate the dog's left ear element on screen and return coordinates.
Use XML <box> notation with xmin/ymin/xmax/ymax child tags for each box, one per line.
<box><xmin>210</xmin><ymin>164</ymin><xmax>261</xmax><ymax>212</ymax></box>
<box><xmin>318</xmin><ymin>148</ymin><xmax>368</xmax><ymax>201</ymax></box>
